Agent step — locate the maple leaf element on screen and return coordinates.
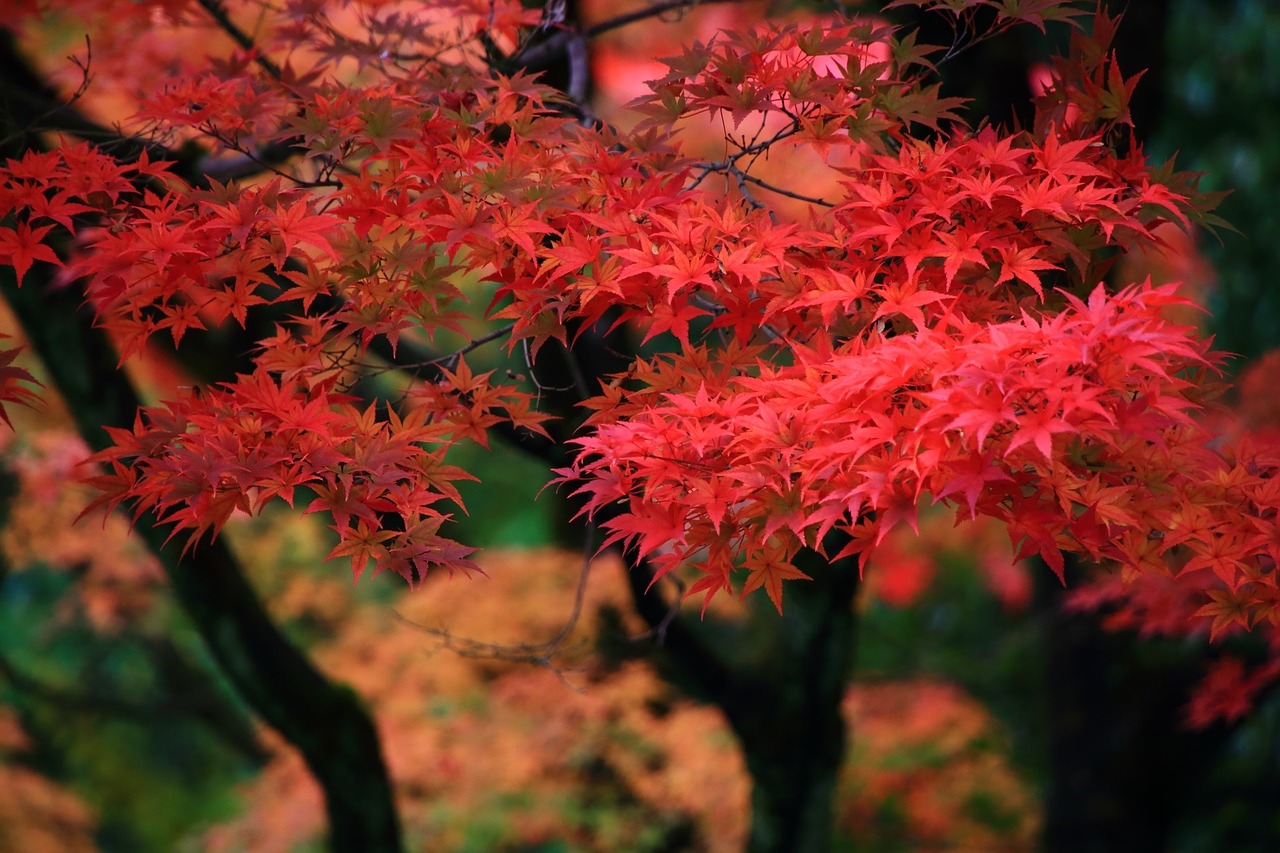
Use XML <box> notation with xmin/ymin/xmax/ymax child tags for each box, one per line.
<box><xmin>741</xmin><ymin>541</ymin><xmax>812</xmax><ymax>614</ymax></box>
<box><xmin>327</xmin><ymin>522</ymin><xmax>399</xmax><ymax>582</ymax></box>
<box><xmin>934</xmin><ymin>452</ymin><xmax>1013</xmax><ymax>518</ymax></box>
<box><xmin>1006</xmin><ymin>405</ymin><xmax>1074</xmax><ymax>461</ymax></box>
<box><xmin>0</xmin><ymin>341</ymin><xmax>40</xmax><ymax>428</ymax></box>
<box><xmin>0</xmin><ymin>221</ymin><xmax>60</xmax><ymax>284</ymax></box>
<box><xmin>872</xmin><ymin>281</ymin><xmax>952</xmax><ymax>329</ymax></box>
<box><xmin>684</xmin><ymin>568</ymin><xmax>735</xmax><ymax>617</ymax></box>
<box><xmin>992</xmin><ymin>245</ymin><xmax>1057</xmax><ymax>296</ymax></box>
<box><xmin>992</xmin><ymin>0</ymin><xmax>1089</xmax><ymax>32</ymax></box>
<box><xmin>270</xmin><ymin>199</ymin><xmax>342</xmax><ymax>263</ymax></box>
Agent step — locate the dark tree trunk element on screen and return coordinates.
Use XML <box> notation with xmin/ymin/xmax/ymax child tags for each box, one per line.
<box><xmin>616</xmin><ymin>534</ymin><xmax>860</xmax><ymax>853</ymax></box>
<box><xmin>1035</xmin><ymin>560</ymin><xmax>1229</xmax><ymax>853</ymax></box>
<box><xmin>730</xmin><ymin>554</ymin><xmax>860</xmax><ymax>853</ymax></box>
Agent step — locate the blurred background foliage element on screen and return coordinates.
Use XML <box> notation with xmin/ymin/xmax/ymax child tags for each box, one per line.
<box><xmin>2</xmin><ymin>0</ymin><xmax>1280</xmax><ymax>851</ymax></box>
<box><xmin>1158</xmin><ymin>0</ymin><xmax>1280</xmax><ymax>363</ymax></box>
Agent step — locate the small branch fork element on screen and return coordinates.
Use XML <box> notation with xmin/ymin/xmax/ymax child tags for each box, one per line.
<box><xmin>392</xmin><ymin>532</ymin><xmax>691</xmax><ymax>685</ymax></box>
<box><xmin>504</xmin><ymin>0</ymin><xmax>754</xmax><ymax>71</ymax></box>
<box><xmin>392</xmin><ymin>526</ymin><xmax>600</xmax><ymax>686</ymax></box>
<box><xmin>361</xmin><ymin>324</ymin><xmax>516</xmax><ymax>380</ymax></box>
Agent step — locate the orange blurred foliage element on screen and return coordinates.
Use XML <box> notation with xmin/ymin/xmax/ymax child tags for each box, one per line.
<box><xmin>199</xmin><ymin>547</ymin><xmax>1037</xmax><ymax>852</ymax></box>
<box><xmin>0</xmin><ymin>707</ymin><xmax>99</xmax><ymax>853</ymax></box>
<box><xmin>0</xmin><ymin>428</ymin><xmax>1037</xmax><ymax>849</ymax></box>
<box><xmin>840</xmin><ymin>681</ymin><xmax>1038</xmax><ymax>849</ymax></box>
<box><xmin>1</xmin><ymin>429</ymin><xmax>163</xmax><ymax>632</ymax></box>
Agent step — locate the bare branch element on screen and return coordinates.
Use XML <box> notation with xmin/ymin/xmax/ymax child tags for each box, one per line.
<box><xmin>393</xmin><ymin>527</ymin><xmax>600</xmax><ymax>685</ymax></box>
<box><xmin>585</xmin><ymin>0</ymin><xmax>748</xmax><ymax>39</ymax></box>
<box><xmin>733</xmin><ymin>166</ymin><xmax>834</xmax><ymax>207</ymax></box>
<box><xmin>366</xmin><ymin>324</ymin><xmax>516</xmax><ymax>378</ymax></box>
<box><xmin>514</xmin><ymin>0</ymin><xmax>750</xmax><ymax>71</ymax></box>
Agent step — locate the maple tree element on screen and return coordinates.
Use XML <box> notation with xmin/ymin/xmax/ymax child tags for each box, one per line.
<box><xmin>2</xmin><ymin>0</ymin><xmax>1279</xmax><ymax>850</ymax></box>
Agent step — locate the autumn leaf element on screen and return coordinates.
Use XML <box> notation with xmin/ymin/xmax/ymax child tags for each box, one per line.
<box><xmin>0</xmin><ymin>341</ymin><xmax>40</xmax><ymax>428</ymax></box>
<box><xmin>0</xmin><ymin>221</ymin><xmax>60</xmax><ymax>284</ymax></box>
<box><xmin>741</xmin><ymin>542</ymin><xmax>812</xmax><ymax>614</ymax></box>
<box><xmin>1194</xmin><ymin>589</ymin><xmax>1254</xmax><ymax>642</ymax></box>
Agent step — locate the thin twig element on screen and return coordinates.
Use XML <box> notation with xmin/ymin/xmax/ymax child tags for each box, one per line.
<box><xmin>365</xmin><ymin>324</ymin><xmax>516</xmax><ymax>377</ymax></box>
<box><xmin>515</xmin><ymin>0</ymin><xmax>750</xmax><ymax>70</ymax></box>
<box><xmin>585</xmin><ymin>0</ymin><xmax>747</xmax><ymax>39</ymax></box>
<box><xmin>393</xmin><ymin>525</ymin><xmax>601</xmax><ymax>685</ymax></box>
<box><xmin>626</xmin><ymin>570</ymin><xmax>686</xmax><ymax>645</ymax></box>
<box><xmin>733</xmin><ymin>167</ymin><xmax>834</xmax><ymax>207</ymax></box>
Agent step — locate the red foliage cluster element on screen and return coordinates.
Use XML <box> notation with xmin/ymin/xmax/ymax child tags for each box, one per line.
<box><xmin>1</xmin><ymin>0</ymin><xmax>1277</xmax><ymax>712</ymax></box>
